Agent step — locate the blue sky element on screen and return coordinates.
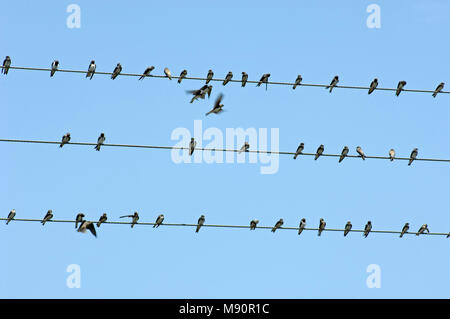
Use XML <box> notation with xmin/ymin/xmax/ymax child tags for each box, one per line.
<box><xmin>0</xmin><ymin>1</ymin><xmax>449</xmax><ymax>298</ymax></box>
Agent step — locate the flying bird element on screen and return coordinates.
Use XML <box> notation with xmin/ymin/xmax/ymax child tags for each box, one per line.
<box><xmin>368</xmin><ymin>78</ymin><xmax>378</xmax><ymax>94</ymax></box>
<box><xmin>189</xmin><ymin>138</ymin><xmax>196</xmax><ymax>156</ymax></box>
<box><xmin>363</xmin><ymin>221</ymin><xmax>372</xmax><ymax>238</ymax></box>
<box><xmin>396</xmin><ymin>81</ymin><xmax>406</xmax><ymax>96</ymax></box>
<box><xmin>408</xmin><ymin>148</ymin><xmax>418</xmax><ymax>166</ymax></box>
<box><xmin>318</xmin><ymin>218</ymin><xmax>326</xmax><ymax>236</ymax></box>
<box><xmin>257</xmin><ymin>73</ymin><xmax>270</xmax><ymax>90</ymax></box>
<box><xmin>60</xmin><ymin>133</ymin><xmax>71</xmax><ymax>148</ymax></box>
<box><xmin>293</xmin><ymin>75</ymin><xmax>302</xmax><ymax>90</ymax></box>
<box><xmin>111</xmin><ymin>63</ymin><xmax>122</xmax><ymax>80</ymax></box>
<box><xmin>196</xmin><ymin>215</ymin><xmax>205</xmax><ymax>233</ymax></box>
<box><xmin>78</xmin><ymin>220</ymin><xmax>97</xmax><ymax>238</ymax></box>
<box><xmin>50</xmin><ymin>60</ymin><xmax>59</xmax><ymax>77</ymax></box>
<box><xmin>271</xmin><ymin>218</ymin><xmax>284</xmax><ymax>233</ymax></box>
<box><xmin>75</xmin><ymin>213</ymin><xmax>85</xmax><ymax>229</ymax></box>
<box><xmin>400</xmin><ymin>223</ymin><xmax>409</xmax><ymax>238</ymax></box>
<box><xmin>139</xmin><ymin>66</ymin><xmax>155</xmax><ymax>80</ymax></box>
<box><xmin>250</xmin><ymin>219</ymin><xmax>259</xmax><ymax>230</ymax></box>
<box><xmin>389</xmin><ymin>149</ymin><xmax>395</xmax><ymax>161</ymax></box>
<box><xmin>223</xmin><ymin>72</ymin><xmax>233</xmax><ymax>86</ymax></box>
<box><xmin>164</xmin><ymin>67</ymin><xmax>172</xmax><ymax>80</ymax></box>
<box><xmin>356</xmin><ymin>146</ymin><xmax>366</xmax><ymax>160</ymax></box>
<box><xmin>86</xmin><ymin>60</ymin><xmax>96</xmax><ymax>80</ymax></box>
<box><xmin>41</xmin><ymin>210</ymin><xmax>53</xmax><ymax>225</ymax></box>
<box><xmin>6</xmin><ymin>209</ymin><xmax>16</xmax><ymax>225</ymax></box>
<box><xmin>416</xmin><ymin>224</ymin><xmax>429</xmax><ymax>236</ymax></box>
<box><xmin>205</xmin><ymin>85</ymin><xmax>213</xmax><ymax>98</ymax></box>
<box><xmin>298</xmin><ymin>218</ymin><xmax>306</xmax><ymax>235</ymax></box>
<box><xmin>178</xmin><ymin>69</ymin><xmax>187</xmax><ymax>83</ymax></box>
<box><xmin>432</xmin><ymin>82</ymin><xmax>444</xmax><ymax>98</ymax></box>
<box><xmin>344</xmin><ymin>221</ymin><xmax>352</xmax><ymax>237</ymax></box>
<box><xmin>339</xmin><ymin>146</ymin><xmax>349</xmax><ymax>163</ymax></box>
<box><xmin>2</xmin><ymin>56</ymin><xmax>11</xmax><ymax>75</ymax></box>
<box><xmin>97</xmin><ymin>213</ymin><xmax>107</xmax><ymax>227</ymax></box>
<box><xmin>95</xmin><ymin>133</ymin><xmax>105</xmax><ymax>151</ymax></box>
<box><xmin>293</xmin><ymin>143</ymin><xmax>304</xmax><ymax>159</ymax></box>
<box><xmin>238</xmin><ymin>142</ymin><xmax>250</xmax><ymax>154</ymax></box>
<box><xmin>241</xmin><ymin>72</ymin><xmax>248</xmax><ymax>87</ymax></box>
<box><xmin>120</xmin><ymin>212</ymin><xmax>139</xmax><ymax>228</ymax></box>
<box><xmin>206</xmin><ymin>70</ymin><xmax>214</xmax><ymax>84</ymax></box>
<box><xmin>186</xmin><ymin>85</ymin><xmax>208</xmax><ymax>103</ymax></box>
<box><xmin>315</xmin><ymin>144</ymin><xmax>324</xmax><ymax>160</ymax></box>
<box><xmin>205</xmin><ymin>93</ymin><xmax>224</xmax><ymax>116</ymax></box>
<box><xmin>326</xmin><ymin>76</ymin><xmax>339</xmax><ymax>93</ymax></box>
<box><xmin>154</xmin><ymin>214</ymin><xmax>164</xmax><ymax>228</ymax></box>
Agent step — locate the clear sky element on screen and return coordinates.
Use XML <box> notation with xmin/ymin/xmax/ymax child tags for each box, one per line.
<box><xmin>1</xmin><ymin>0</ymin><xmax>449</xmax><ymax>298</ymax></box>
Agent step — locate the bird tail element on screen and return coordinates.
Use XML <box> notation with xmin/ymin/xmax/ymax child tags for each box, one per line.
<box><xmin>59</xmin><ymin>144</ymin><xmax>63</xmax><ymax>148</ymax></box>
<box><xmin>205</xmin><ymin>111</ymin><xmax>212</xmax><ymax>116</ymax></box>
<box><xmin>314</xmin><ymin>155</ymin><xmax>319</xmax><ymax>160</ymax></box>
<box><xmin>97</xmin><ymin>222</ymin><xmax>101</xmax><ymax>227</ymax></box>
<box><xmin>293</xmin><ymin>154</ymin><xmax>297</xmax><ymax>160</ymax></box>
<box><xmin>271</xmin><ymin>228</ymin><xmax>276</xmax><ymax>232</ymax></box>
<box><xmin>196</xmin><ymin>226</ymin><xmax>200</xmax><ymax>233</ymax></box>
<box><xmin>139</xmin><ymin>76</ymin><xmax>144</xmax><ymax>80</ymax></box>
<box><xmin>178</xmin><ymin>78</ymin><xmax>182</xmax><ymax>84</ymax></box>
<box><xmin>339</xmin><ymin>156</ymin><xmax>344</xmax><ymax>163</ymax></box>
<box><xmin>432</xmin><ymin>93</ymin><xmax>437</xmax><ymax>98</ymax></box>
<box><xmin>390</xmin><ymin>158</ymin><xmax>394</xmax><ymax>162</ymax></box>
<box><xmin>408</xmin><ymin>159</ymin><xmax>413</xmax><ymax>166</ymax></box>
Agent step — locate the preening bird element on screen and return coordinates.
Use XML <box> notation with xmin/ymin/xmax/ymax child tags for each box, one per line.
<box><xmin>75</xmin><ymin>213</ymin><xmax>85</xmax><ymax>229</ymax></box>
<box><xmin>41</xmin><ymin>210</ymin><xmax>53</xmax><ymax>225</ymax></box>
<box><xmin>250</xmin><ymin>219</ymin><xmax>259</xmax><ymax>230</ymax></box>
<box><xmin>50</xmin><ymin>60</ymin><xmax>59</xmax><ymax>77</ymax></box>
<box><xmin>139</xmin><ymin>66</ymin><xmax>155</xmax><ymax>80</ymax></box>
<box><xmin>95</xmin><ymin>133</ymin><xmax>105</xmax><ymax>151</ymax></box>
<box><xmin>111</xmin><ymin>63</ymin><xmax>122</xmax><ymax>80</ymax></box>
<box><xmin>60</xmin><ymin>133</ymin><xmax>71</xmax><ymax>148</ymax></box>
<box><xmin>416</xmin><ymin>224</ymin><xmax>429</xmax><ymax>236</ymax></box>
<box><xmin>293</xmin><ymin>143</ymin><xmax>304</xmax><ymax>159</ymax></box>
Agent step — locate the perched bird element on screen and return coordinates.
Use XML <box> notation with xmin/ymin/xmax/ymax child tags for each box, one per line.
<box><xmin>139</xmin><ymin>66</ymin><xmax>155</xmax><ymax>80</ymax></box>
<box><xmin>60</xmin><ymin>133</ymin><xmax>71</xmax><ymax>148</ymax></box>
<box><xmin>326</xmin><ymin>76</ymin><xmax>339</xmax><ymax>93</ymax></box>
<box><xmin>368</xmin><ymin>78</ymin><xmax>378</xmax><ymax>94</ymax></box>
<box><xmin>78</xmin><ymin>220</ymin><xmax>97</xmax><ymax>238</ymax></box>
<box><xmin>164</xmin><ymin>67</ymin><xmax>172</xmax><ymax>80</ymax></box>
<box><xmin>293</xmin><ymin>143</ymin><xmax>304</xmax><ymax>159</ymax></box>
<box><xmin>238</xmin><ymin>142</ymin><xmax>250</xmax><ymax>154</ymax></box>
<box><xmin>241</xmin><ymin>72</ymin><xmax>248</xmax><ymax>87</ymax></box>
<box><xmin>250</xmin><ymin>219</ymin><xmax>259</xmax><ymax>230</ymax></box>
<box><xmin>206</xmin><ymin>70</ymin><xmax>214</xmax><ymax>84</ymax></box>
<box><xmin>196</xmin><ymin>215</ymin><xmax>205</xmax><ymax>233</ymax></box>
<box><xmin>189</xmin><ymin>138</ymin><xmax>196</xmax><ymax>156</ymax></box>
<box><xmin>186</xmin><ymin>85</ymin><xmax>208</xmax><ymax>103</ymax></box>
<box><xmin>396</xmin><ymin>81</ymin><xmax>406</xmax><ymax>96</ymax></box>
<box><xmin>6</xmin><ymin>209</ymin><xmax>16</xmax><ymax>225</ymax></box>
<box><xmin>223</xmin><ymin>72</ymin><xmax>233</xmax><ymax>85</ymax></box>
<box><xmin>154</xmin><ymin>214</ymin><xmax>164</xmax><ymax>228</ymax></box>
<box><xmin>344</xmin><ymin>221</ymin><xmax>352</xmax><ymax>237</ymax></box>
<box><xmin>95</xmin><ymin>133</ymin><xmax>105</xmax><ymax>151</ymax></box>
<box><xmin>416</xmin><ymin>224</ymin><xmax>429</xmax><ymax>236</ymax></box>
<box><xmin>389</xmin><ymin>149</ymin><xmax>395</xmax><ymax>161</ymax></box>
<box><xmin>363</xmin><ymin>221</ymin><xmax>372</xmax><ymax>238</ymax></box>
<box><xmin>356</xmin><ymin>146</ymin><xmax>366</xmax><ymax>160</ymax></box>
<box><xmin>408</xmin><ymin>148</ymin><xmax>418</xmax><ymax>166</ymax></box>
<box><xmin>41</xmin><ymin>210</ymin><xmax>53</xmax><ymax>225</ymax></box>
<box><xmin>97</xmin><ymin>213</ymin><xmax>107</xmax><ymax>227</ymax></box>
<box><xmin>315</xmin><ymin>144</ymin><xmax>324</xmax><ymax>160</ymax></box>
<box><xmin>86</xmin><ymin>60</ymin><xmax>96</xmax><ymax>80</ymax></box>
<box><xmin>120</xmin><ymin>212</ymin><xmax>139</xmax><ymax>228</ymax></box>
<box><xmin>293</xmin><ymin>75</ymin><xmax>302</xmax><ymax>90</ymax></box>
<box><xmin>111</xmin><ymin>63</ymin><xmax>122</xmax><ymax>80</ymax></box>
<box><xmin>318</xmin><ymin>218</ymin><xmax>326</xmax><ymax>236</ymax></box>
<box><xmin>205</xmin><ymin>93</ymin><xmax>224</xmax><ymax>116</ymax></box>
<box><xmin>339</xmin><ymin>146</ymin><xmax>349</xmax><ymax>163</ymax></box>
<box><xmin>400</xmin><ymin>223</ymin><xmax>409</xmax><ymax>238</ymax></box>
<box><xmin>2</xmin><ymin>56</ymin><xmax>11</xmax><ymax>75</ymax></box>
<box><xmin>75</xmin><ymin>213</ymin><xmax>85</xmax><ymax>229</ymax></box>
<box><xmin>50</xmin><ymin>60</ymin><xmax>59</xmax><ymax>77</ymax></box>
<box><xmin>271</xmin><ymin>218</ymin><xmax>284</xmax><ymax>233</ymax></box>
<box><xmin>257</xmin><ymin>73</ymin><xmax>270</xmax><ymax>90</ymax></box>
<box><xmin>432</xmin><ymin>82</ymin><xmax>444</xmax><ymax>98</ymax></box>
<box><xmin>298</xmin><ymin>218</ymin><xmax>306</xmax><ymax>235</ymax></box>
<box><xmin>178</xmin><ymin>69</ymin><xmax>187</xmax><ymax>83</ymax></box>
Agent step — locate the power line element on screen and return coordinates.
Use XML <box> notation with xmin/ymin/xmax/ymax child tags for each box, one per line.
<box><xmin>1</xmin><ymin>138</ymin><xmax>449</xmax><ymax>164</ymax></box>
<box><xmin>1</xmin><ymin>65</ymin><xmax>448</xmax><ymax>96</ymax></box>
<box><xmin>1</xmin><ymin>218</ymin><xmax>448</xmax><ymax>237</ymax></box>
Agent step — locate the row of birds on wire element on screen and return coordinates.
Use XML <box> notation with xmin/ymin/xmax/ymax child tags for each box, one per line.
<box><xmin>1</xmin><ymin>56</ymin><xmax>447</xmax><ymax>99</ymax></box>
<box><xmin>56</xmin><ymin>132</ymin><xmax>421</xmax><ymax>165</ymax></box>
<box><xmin>2</xmin><ymin>209</ymin><xmax>446</xmax><ymax>239</ymax></box>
